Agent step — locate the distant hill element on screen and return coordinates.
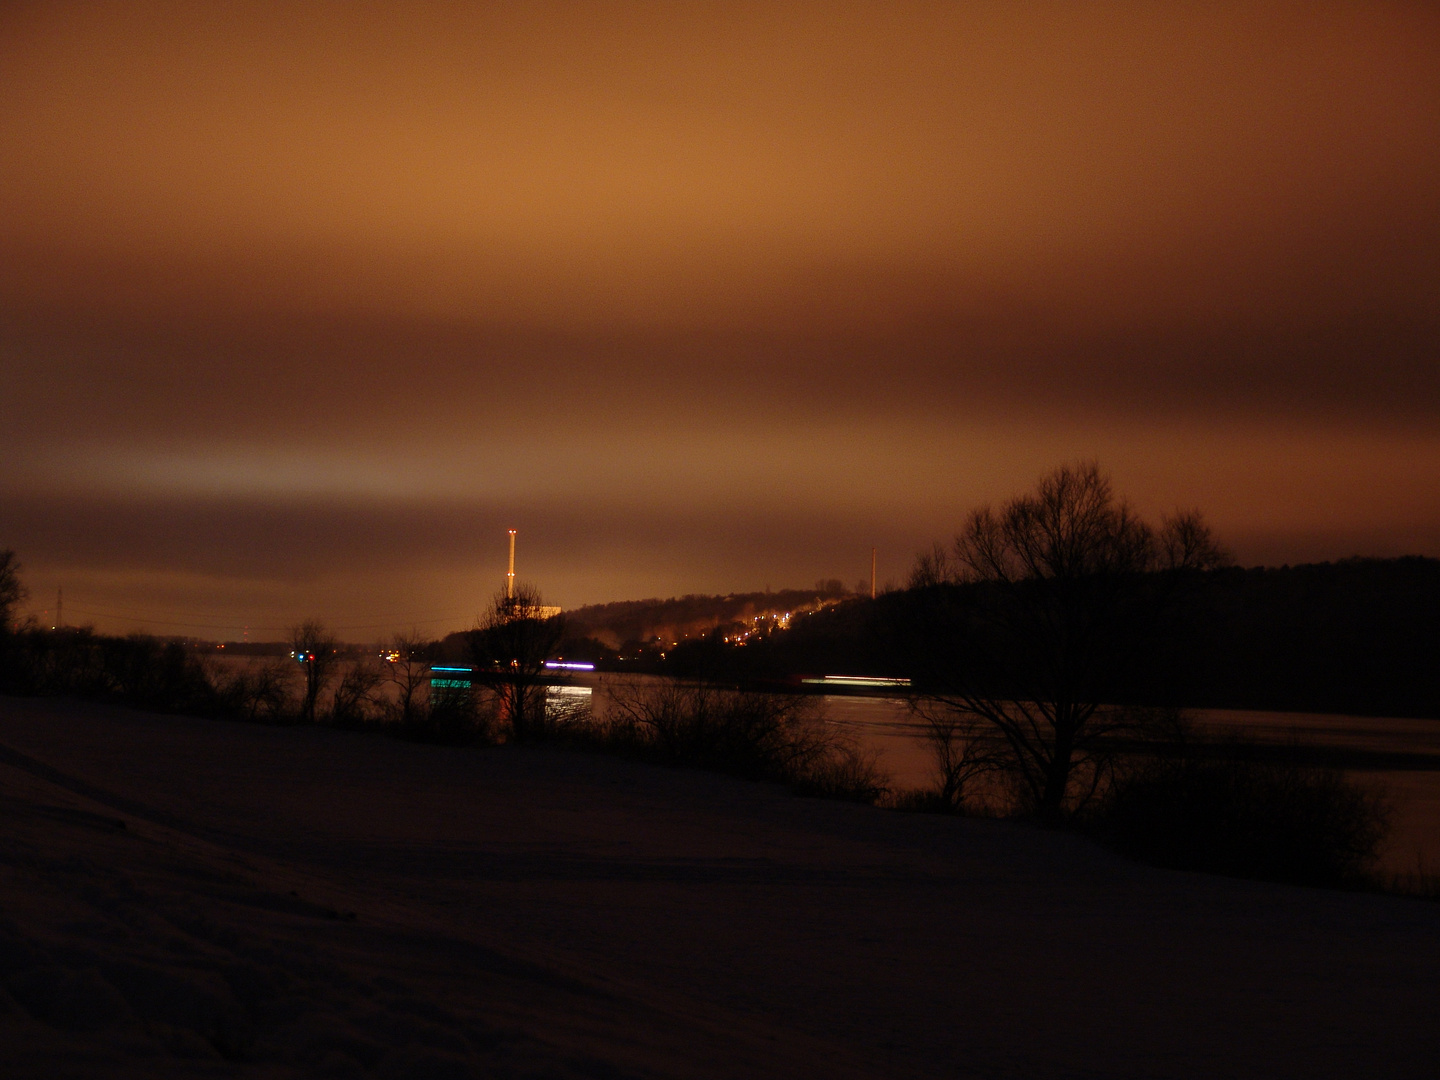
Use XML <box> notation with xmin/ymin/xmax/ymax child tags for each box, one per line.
<box><xmin>432</xmin><ymin>585</ymin><xmax>853</xmax><ymax>664</ymax></box>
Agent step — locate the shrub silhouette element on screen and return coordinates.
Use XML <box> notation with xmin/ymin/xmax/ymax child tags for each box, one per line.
<box><xmin>329</xmin><ymin>660</ymin><xmax>382</xmax><ymax>729</ymax></box>
<box><xmin>1101</xmin><ymin>747</ymin><xmax>1390</xmax><ymax>887</ymax></box>
<box><xmin>213</xmin><ymin>659</ymin><xmax>294</xmax><ymax>723</ymax></box>
<box><xmin>401</xmin><ymin>680</ymin><xmax>499</xmax><ymax>746</ymax></box>
<box><xmin>600</xmin><ymin>678</ymin><xmax>887</xmax><ymax>801</ymax></box>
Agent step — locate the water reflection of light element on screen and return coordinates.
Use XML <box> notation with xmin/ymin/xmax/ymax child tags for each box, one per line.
<box><xmin>802</xmin><ymin>675</ymin><xmax>911</xmax><ymax>689</ymax></box>
<box><xmin>545</xmin><ymin>683</ymin><xmax>592</xmax><ymax>723</ymax></box>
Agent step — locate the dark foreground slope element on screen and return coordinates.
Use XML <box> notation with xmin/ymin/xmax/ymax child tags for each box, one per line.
<box><xmin>1</xmin><ymin>696</ymin><xmax>1438</xmax><ymax>1079</ymax></box>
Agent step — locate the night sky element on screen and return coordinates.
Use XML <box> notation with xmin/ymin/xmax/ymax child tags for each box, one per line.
<box><xmin>3</xmin><ymin>2</ymin><xmax>1437</xmax><ymax>640</ymax></box>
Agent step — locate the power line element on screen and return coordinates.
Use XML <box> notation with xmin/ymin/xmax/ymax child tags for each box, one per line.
<box><xmin>327</xmin><ymin>614</ymin><xmax>474</xmax><ymax>631</ymax></box>
<box><xmin>61</xmin><ymin>606</ymin><xmax>269</xmax><ymax>632</ymax></box>
<box><xmin>60</xmin><ymin>599</ymin><xmax>473</xmax><ymax>624</ymax></box>
<box><xmin>60</xmin><ymin>605</ymin><xmax>475</xmax><ymax>635</ymax></box>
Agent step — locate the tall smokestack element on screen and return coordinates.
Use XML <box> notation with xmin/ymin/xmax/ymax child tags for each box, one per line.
<box><xmin>507</xmin><ymin>530</ymin><xmax>516</xmax><ymax>599</ymax></box>
<box><xmin>870</xmin><ymin>547</ymin><xmax>877</xmax><ymax>600</ymax></box>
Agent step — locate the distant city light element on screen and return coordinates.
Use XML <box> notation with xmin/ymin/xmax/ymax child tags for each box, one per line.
<box><xmin>545</xmin><ymin>661</ymin><xmax>595</xmax><ymax>670</ymax></box>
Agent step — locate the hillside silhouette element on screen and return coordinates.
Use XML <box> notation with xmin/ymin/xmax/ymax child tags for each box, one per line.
<box><xmin>587</xmin><ymin>558</ymin><xmax>1439</xmax><ymax>718</ymax></box>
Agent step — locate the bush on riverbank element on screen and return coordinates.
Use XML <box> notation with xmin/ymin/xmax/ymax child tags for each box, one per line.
<box><xmin>0</xmin><ymin>626</ymin><xmax>488</xmax><ymax>740</ymax></box>
<box><xmin>890</xmin><ymin>701</ymin><xmax>1395</xmax><ymax>889</ymax></box>
<box><xmin>2</xmin><ymin>627</ymin><xmax>218</xmax><ymax>714</ymax></box>
<box><xmin>568</xmin><ymin>678</ymin><xmax>888</xmax><ymax>802</ymax></box>
<box><xmin>1097</xmin><ymin>741</ymin><xmax>1391</xmax><ymax>888</ymax></box>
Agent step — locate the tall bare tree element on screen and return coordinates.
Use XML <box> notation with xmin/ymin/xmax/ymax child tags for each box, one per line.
<box><xmin>289</xmin><ymin>618</ymin><xmax>341</xmax><ymax>724</ymax></box>
<box><xmin>382</xmin><ymin>630</ymin><xmax>434</xmax><ymax>729</ymax></box>
<box><xmin>467</xmin><ymin>584</ymin><xmax>564</xmax><ymax>743</ymax></box>
<box><xmin>908</xmin><ymin>463</ymin><xmax>1228</xmax><ymax>820</ymax></box>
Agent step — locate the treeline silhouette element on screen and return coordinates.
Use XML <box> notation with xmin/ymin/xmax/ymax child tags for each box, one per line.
<box><xmin>1137</xmin><ymin>557</ymin><xmax>1440</xmax><ymax>718</ymax></box>
<box><xmin>0</xmin><ymin>627</ymin><xmax>218</xmax><ymax>714</ymax></box>
<box><xmin>647</xmin><ymin>557</ymin><xmax>1440</xmax><ymax>719</ymax></box>
<box><xmin>0</xmin><ymin>622</ymin><xmax>489</xmax><ymax>742</ymax></box>
<box><xmin>4</xmin><ymin>560</ymin><xmax>1432</xmax><ymax>722</ymax></box>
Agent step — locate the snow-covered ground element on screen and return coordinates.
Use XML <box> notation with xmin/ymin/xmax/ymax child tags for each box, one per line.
<box><xmin>2</xmin><ymin>695</ymin><xmax>1438</xmax><ymax>1078</ymax></box>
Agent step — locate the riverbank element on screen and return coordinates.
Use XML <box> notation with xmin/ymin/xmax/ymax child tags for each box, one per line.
<box><xmin>811</xmin><ymin>692</ymin><xmax>1440</xmax><ymax>875</ymax></box>
<box><xmin>2</xmin><ymin>694</ymin><xmax>1438</xmax><ymax>1078</ymax></box>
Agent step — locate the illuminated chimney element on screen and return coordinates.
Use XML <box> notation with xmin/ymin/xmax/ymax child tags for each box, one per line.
<box><xmin>507</xmin><ymin>530</ymin><xmax>516</xmax><ymax>599</ymax></box>
<box><xmin>870</xmin><ymin>547</ymin><xmax>877</xmax><ymax>600</ymax></box>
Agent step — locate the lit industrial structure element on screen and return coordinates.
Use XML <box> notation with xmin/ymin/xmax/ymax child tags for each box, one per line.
<box><xmin>499</xmin><ymin>529</ymin><xmax>561</xmax><ymax>618</ymax></box>
<box><xmin>506</xmin><ymin>529</ymin><xmax>516</xmax><ymax>600</ymax></box>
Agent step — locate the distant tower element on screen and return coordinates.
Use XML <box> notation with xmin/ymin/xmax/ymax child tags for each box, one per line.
<box><xmin>870</xmin><ymin>548</ymin><xmax>877</xmax><ymax>600</ymax></box>
<box><xmin>56</xmin><ymin>587</ymin><xmax>63</xmax><ymax>629</ymax></box>
<box><xmin>507</xmin><ymin>530</ymin><xmax>517</xmax><ymax>599</ymax></box>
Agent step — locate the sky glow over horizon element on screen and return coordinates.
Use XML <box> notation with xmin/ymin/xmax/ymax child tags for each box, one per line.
<box><xmin>2</xmin><ymin>2</ymin><xmax>1437</xmax><ymax>639</ymax></box>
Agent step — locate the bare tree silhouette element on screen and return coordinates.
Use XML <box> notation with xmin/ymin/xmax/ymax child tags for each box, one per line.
<box><xmin>383</xmin><ymin>630</ymin><xmax>434</xmax><ymax>729</ymax></box>
<box><xmin>906</xmin><ymin>698</ymin><xmax>1006</xmax><ymax>813</ymax></box>
<box><xmin>331</xmin><ymin>659</ymin><xmax>381</xmax><ymax>728</ymax></box>
<box><xmin>909</xmin><ymin>463</ymin><xmax>1228</xmax><ymax>820</ymax></box>
<box><xmin>289</xmin><ymin>619</ymin><xmax>341</xmax><ymax>725</ymax></box>
<box><xmin>467</xmin><ymin>584</ymin><xmax>564</xmax><ymax>743</ymax></box>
